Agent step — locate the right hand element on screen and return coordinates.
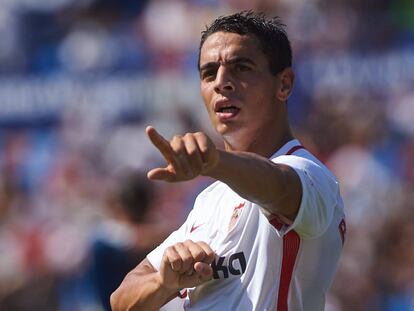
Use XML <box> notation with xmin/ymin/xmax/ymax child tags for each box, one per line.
<box><xmin>158</xmin><ymin>240</ymin><xmax>215</xmax><ymax>291</ymax></box>
<box><xmin>146</xmin><ymin>126</ymin><xmax>220</xmax><ymax>182</ymax></box>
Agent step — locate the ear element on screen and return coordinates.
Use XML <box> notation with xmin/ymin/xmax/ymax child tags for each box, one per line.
<box><xmin>275</xmin><ymin>68</ymin><xmax>294</xmax><ymax>102</ymax></box>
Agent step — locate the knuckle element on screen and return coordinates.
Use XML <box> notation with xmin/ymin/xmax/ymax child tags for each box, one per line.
<box><xmin>184</xmin><ymin>239</ymin><xmax>194</xmax><ymax>245</ymax></box>
<box><xmin>169</xmin><ymin>244</ymin><xmax>179</xmax><ymax>255</ymax></box>
<box><xmin>205</xmin><ymin>246</ymin><xmax>214</xmax><ymax>255</ymax></box>
<box><xmin>198</xmin><ymin>241</ymin><xmax>211</xmax><ymax>249</ymax></box>
<box><xmin>171</xmin><ymin>136</ymin><xmax>183</xmax><ymax>147</ymax></box>
<box><xmin>199</xmin><ymin>145</ymin><xmax>209</xmax><ymax>154</ymax></box>
<box><xmin>172</xmin><ymin>145</ymin><xmax>185</xmax><ymax>155</ymax></box>
<box><xmin>187</xmin><ymin>147</ymin><xmax>198</xmax><ymax>157</ymax></box>
<box><xmin>167</xmin><ymin>253</ymin><xmax>179</xmax><ymax>263</ymax></box>
<box><xmin>194</xmin><ymin>251</ymin><xmax>205</xmax><ymax>262</ymax></box>
<box><xmin>165</xmin><ymin>246</ymin><xmax>175</xmax><ymax>254</ymax></box>
<box><xmin>182</xmin><ymin>254</ymin><xmax>193</xmax><ymax>264</ymax></box>
<box><xmin>165</xmin><ymin>247</ymin><xmax>179</xmax><ymax>260</ymax></box>
<box><xmin>206</xmin><ymin>250</ymin><xmax>215</xmax><ymax>260</ymax></box>
<box><xmin>190</xmin><ymin>245</ymin><xmax>204</xmax><ymax>257</ymax></box>
<box><xmin>198</xmin><ymin>242</ymin><xmax>214</xmax><ymax>259</ymax></box>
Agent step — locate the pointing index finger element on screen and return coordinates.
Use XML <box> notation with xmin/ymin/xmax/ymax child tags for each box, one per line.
<box><xmin>146</xmin><ymin>126</ymin><xmax>176</xmax><ymax>164</ymax></box>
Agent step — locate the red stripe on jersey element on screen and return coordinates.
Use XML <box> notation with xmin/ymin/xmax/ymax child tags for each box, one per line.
<box><xmin>277</xmin><ymin>231</ymin><xmax>301</xmax><ymax>311</ymax></box>
<box><xmin>270</xmin><ymin>216</ymin><xmax>284</xmax><ymax>230</ymax></box>
<box><xmin>275</xmin><ymin>144</ymin><xmax>303</xmax><ymax>310</ymax></box>
<box><xmin>178</xmin><ymin>289</ymin><xmax>187</xmax><ymax>299</ymax></box>
<box><xmin>269</xmin><ymin>214</ymin><xmax>292</xmax><ymax>229</ymax></box>
<box><xmin>286</xmin><ymin>145</ymin><xmax>304</xmax><ymax>156</ymax></box>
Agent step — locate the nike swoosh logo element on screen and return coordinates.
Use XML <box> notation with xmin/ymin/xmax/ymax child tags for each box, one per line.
<box><xmin>234</xmin><ymin>202</ymin><xmax>245</xmax><ymax>210</ymax></box>
<box><xmin>190</xmin><ymin>223</ymin><xmax>204</xmax><ymax>233</ymax></box>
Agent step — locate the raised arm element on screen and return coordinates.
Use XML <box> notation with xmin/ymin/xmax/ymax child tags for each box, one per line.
<box><xmin>146</xmin><ymin>126</ymin><xmax>302</xmax><ymax>221</ymax></box>
<box><xmin>208</xmin><ymin>150</ymin><xmax>302</xmax><ymax>220</ymax></box>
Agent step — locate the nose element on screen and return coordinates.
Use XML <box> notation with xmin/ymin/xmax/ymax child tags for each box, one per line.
<box><xmin>214</xmin><ymin>66</ymin><xmax>235</xmax><ymax>94</ymax></box>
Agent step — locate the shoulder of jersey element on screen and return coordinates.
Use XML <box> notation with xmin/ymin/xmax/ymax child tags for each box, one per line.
<box><xmin>274</xmin><ymin>148</ymin><xmax>339</xmax><ymax>184</ymax></box>
<box><xmin>197</xmin><ymin>180</ymin><xmax>226</xmax><ymax>196</ymax></box>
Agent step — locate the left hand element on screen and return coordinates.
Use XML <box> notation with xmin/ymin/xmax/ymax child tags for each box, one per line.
<box><xmin>158</xmin><ymin>240</ymin><xmax>215</xmax><ymax>291</ymax></box>
<box><xmin>146</xmin><ymin>126</ymin><xmax>219</xmax><ymax>182</ymax></box>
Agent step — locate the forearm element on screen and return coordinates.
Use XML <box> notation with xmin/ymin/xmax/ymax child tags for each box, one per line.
<box><xmin>206</xmin><ymin>149</ymin><xmax>300</xmax><ymax>219</ymax></box>
<box><xmin>110</xmin><ymin>271</ymin><xmax>177</xmax><ymax>311</ymax></box>
<box><xmin>143</xmin><ymin>127</ymin><xmax>301</xmax><ymax>219</ymax></box>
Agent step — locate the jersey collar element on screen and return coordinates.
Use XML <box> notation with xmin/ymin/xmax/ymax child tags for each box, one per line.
<box><xmin>270</xmin><ymin>139</ymin><xmax>301</xmax><ymax>159</ymax></box>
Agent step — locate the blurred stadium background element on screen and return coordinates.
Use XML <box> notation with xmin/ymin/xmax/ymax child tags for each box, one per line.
<box><xmin>0</xmin><ymin>0</ymin><xmax>413</xmax><ymax>310</ymax></box>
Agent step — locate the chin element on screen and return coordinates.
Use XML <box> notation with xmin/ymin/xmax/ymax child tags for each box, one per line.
<box><xmin>216</xmin><ymin>120</ymin><xmax>245</xmax><ymax>133</ymax></box>
<box><xmin>214</xmin><ymin>123</ymin><xmax>227</xmax><ymax>135</ymax></box>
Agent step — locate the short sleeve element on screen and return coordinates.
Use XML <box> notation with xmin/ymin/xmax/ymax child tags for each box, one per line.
<box><xmin>146</xmin><ymin>210</ymin><xmax>195</xmax><ymax>270</ymax></box>
<box><xmin>272</xmin><ymin>155</ymin><xmax>340</xmax><ymax>239</ymax></box>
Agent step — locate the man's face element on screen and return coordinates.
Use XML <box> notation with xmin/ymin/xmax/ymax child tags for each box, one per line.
<box><xmin>199</xmin><ymin>31</ymin><xmax>280</xmax><ymax>146</ymax></box>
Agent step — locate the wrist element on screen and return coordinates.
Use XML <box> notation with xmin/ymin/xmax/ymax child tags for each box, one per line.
<box><xmin>154</xmin><ymin>272</ymin><xmax>179</xmax><ymax>298</ymax></box>
<box><xmin>202</xmin><ymin>149</ymin><xmax>223</xmax><ymax>178</ymax></box>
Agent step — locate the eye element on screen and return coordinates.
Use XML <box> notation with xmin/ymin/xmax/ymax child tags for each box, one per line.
<box><xmin>202</xmin><ymin>69</ymin><xmax>216</xmax><ymax>81</ymax></box>
<box><xmin>235</xmin><ymin>64</ymin><xmax>251</xmax><ymax>72</ymax></box>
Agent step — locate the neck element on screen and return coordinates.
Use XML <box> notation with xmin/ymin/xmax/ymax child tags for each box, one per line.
<box><xmin>223</xmin><ymin>125</ymin><xmax>294</xmax><ymax>158</ymax></box>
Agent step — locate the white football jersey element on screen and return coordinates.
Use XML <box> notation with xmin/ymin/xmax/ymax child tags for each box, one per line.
<box><xmin>147</xmin><ymin>139</ymin><xmax>346</xmax><ymax>311</ymax></box>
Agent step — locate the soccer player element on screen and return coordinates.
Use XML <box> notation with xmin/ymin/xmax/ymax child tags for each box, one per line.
<box><xmin>111</xmin><ymin>11</ymin><xmax>345</xmax><ymax>311</ymax></box>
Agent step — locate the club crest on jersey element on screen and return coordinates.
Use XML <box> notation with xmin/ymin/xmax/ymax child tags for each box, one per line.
<box><xmin>228</xmin><ymin>202</ymin><xmax>245</xmax><ymax>231</ymax></box>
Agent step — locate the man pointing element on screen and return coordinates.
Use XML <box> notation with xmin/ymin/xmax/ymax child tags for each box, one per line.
<box><xmin>111</xmin><ymin>11</ymin><xmax>345</xmax><ymax>311</ymax></box>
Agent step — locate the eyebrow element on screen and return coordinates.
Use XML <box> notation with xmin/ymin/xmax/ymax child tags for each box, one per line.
<box><xmin>199</xmin><ymin>56</ymin><xmax>255</xmax><ymax>72</ymax></box>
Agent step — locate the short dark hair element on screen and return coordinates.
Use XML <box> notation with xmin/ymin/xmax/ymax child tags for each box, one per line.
<box><xmin>198</xmin><ymin>11</ymin><xmax>292</xmax><ymax>75</ymax></box>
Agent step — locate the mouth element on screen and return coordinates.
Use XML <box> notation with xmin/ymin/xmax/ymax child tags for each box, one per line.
<box><xmin>214</xmin><ymin>99</ymin><xmax>241</xmax><ymax>120</ymax></box>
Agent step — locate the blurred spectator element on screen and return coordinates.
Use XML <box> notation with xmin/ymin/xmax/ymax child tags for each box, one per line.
<box><xmin>369</xmin><ymin>194</ymin><xmax>414</xmax><ymax>311</ymax></box>
<box><xmin>88</xmin><ymin>171</ymin><xmax>169</xmax><ymax>311</ymax></box>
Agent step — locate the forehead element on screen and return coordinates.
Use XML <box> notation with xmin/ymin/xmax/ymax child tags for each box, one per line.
<box><xmin>200</xmin><ymin>31</ymin><xmax>265</xmax><ymax>65</ymax></box>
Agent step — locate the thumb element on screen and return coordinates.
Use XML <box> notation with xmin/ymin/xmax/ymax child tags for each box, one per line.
<box><xmin>194</xmin><ymin>262</ymin><xmax>213</xmax><ymax>281</ymax></box>
<box><xmin>179</xmin><ymin>262</ymin><xmax>213</xmax><ymax>288</ymax></box>
<box><xmin>147</xmin><ymin>167</ymin><xmax>175</xmax><ymax>181</ymax></box>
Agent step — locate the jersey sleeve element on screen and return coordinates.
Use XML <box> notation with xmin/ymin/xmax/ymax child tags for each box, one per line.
<box><xmin>272</xmin><ymin>154</ymin><xmax>340</xmax><ymax>239</ymax></box>
<box><xmin>146</xmin><ymin>210</ymin><xmax>195</xmax><ymax>271</ymax></box>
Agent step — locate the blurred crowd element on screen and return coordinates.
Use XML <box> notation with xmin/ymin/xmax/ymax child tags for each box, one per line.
<box><xmin>0</xmin><ymin>0</ymin><xmax>413</xmax><ymax>310</ymax></box>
